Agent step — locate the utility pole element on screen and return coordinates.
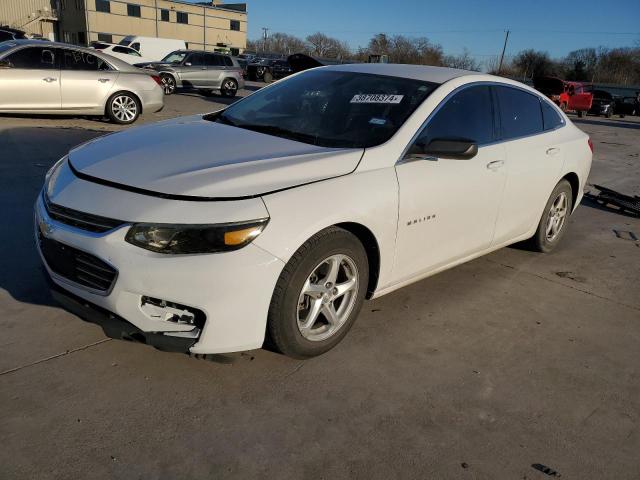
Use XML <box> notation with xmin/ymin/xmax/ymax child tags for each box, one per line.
<box><xmin>498</xmin><ymin>29</ymin><xmax>510</xmax><ymax>74</ymax></box>
<box><xmin>261</xmin><ymin>27</ymin><xmax>269</xmax><ymax>52</ymax></box>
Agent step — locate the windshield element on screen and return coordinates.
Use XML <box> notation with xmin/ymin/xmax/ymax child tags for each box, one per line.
<box><xmin>215</xmin><ymin>70</ymin><xmax>438</xmax><ymax>148</ymax></box>
<box><xmin>161</xmin><ymin>51</ymin><xmax>186</xmax><ymax>63</ymax></box>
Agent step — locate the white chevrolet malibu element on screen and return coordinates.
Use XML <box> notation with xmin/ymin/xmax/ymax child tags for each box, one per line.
<box><xmin>36</xmin><ymin>64</ymin><xmax>592</xmax><ymax>358</ymax></box>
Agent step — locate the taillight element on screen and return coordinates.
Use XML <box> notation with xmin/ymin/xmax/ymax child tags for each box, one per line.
<box><xmin>151</xmin><ymin>75</ymin><xmax>162</xmax><ymax>86</ymax></box>
<box><xmin>588</xmin><ymin>138</ymin><xmax>593</xmax><ymax>152</ymax></box>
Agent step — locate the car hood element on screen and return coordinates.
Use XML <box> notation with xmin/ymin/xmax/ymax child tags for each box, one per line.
<box><xmin>68</xmin><ymin>115</ymin><xmax>363</xmax><ymax>199</ymax></box>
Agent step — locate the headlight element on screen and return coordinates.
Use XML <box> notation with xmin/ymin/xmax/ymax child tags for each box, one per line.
<box><xmin>45</xmin><ymin>156</ymin><xmax>67</xmax><ymax>197</ymax></box>
<box><xmin>125</xmin><ymin>219</ymin><xmax>269</xmax><ymax>254</ymax></box>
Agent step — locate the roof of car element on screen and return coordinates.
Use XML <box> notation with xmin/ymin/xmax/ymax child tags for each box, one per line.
<box><xmin>320</xmin><ymin>63</ymin><xmax>483</xmax><ymax>83</ymax></box>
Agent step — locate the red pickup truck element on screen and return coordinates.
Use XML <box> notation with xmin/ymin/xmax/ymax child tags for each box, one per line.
<box><xmin>533</xmin><ymin>77</ymin><xmax>593</xmax><ymax>117</ymax></box>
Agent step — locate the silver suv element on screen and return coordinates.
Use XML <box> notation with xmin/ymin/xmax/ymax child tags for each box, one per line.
<box><xmin>138</xmin><ymin>50</ymin><xmax>244</xmax><ymax>97</ymax></box>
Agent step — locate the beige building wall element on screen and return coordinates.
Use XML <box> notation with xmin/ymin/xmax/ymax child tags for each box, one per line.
<box><xmin>0</xmin><ymin>0</ymin><xmax>59</xmax><ymax>39</ymax></box>
<box><xmin>60</xmin><ymin>0</ymin><xmax>246</xmax><ymax>53</ymax></box>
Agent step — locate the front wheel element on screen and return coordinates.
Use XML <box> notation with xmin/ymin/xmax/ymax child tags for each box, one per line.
<box><xmin>529</xmin><ymin>180</ymin><xmax>573</xmax><ymax>253</ymax></box>
<box><xmin>577</xmin><ymin>110</ymin><xmax>585</xmax><ymax>118</ymax></box>
<box><xmin>267</xmin><ymin>227</ymin><xmax>369</xmax><ymax>358</ymax></box>
<box><xmin>106</xmin><ymin>92</ymin><xmax>140</xmax><ymax>124</ymax></box>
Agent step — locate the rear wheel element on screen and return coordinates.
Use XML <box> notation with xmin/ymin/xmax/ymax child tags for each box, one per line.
<box><xmin>530</xmin><ymin>180</ymin><xmax>573</xmax><ymax>253</ymax></box>
<box><xmin>267</xmin><ymin>227</ymin><xmax>368</xmax><ymax>358</ymax></box>
<box><xmin>220</xmin><ymin>78</ymin><xmax>238</xmax><ymax>97</ymax></box>
<box><xmin>160</xmin><ymin>73</ymin><xmax>176</xmax><ymax>95</ymax></box>
<box><xmin>106</xmin><ymin>92</ymin><xmax>140</xmax><ymax>124</ymax></box>
<box><xmin>577</xmin><ymin>110</ymin><xmax>585</xmax><ymax>118</ymax></box>
<box><xmin>605</xmin><ymin>108</ymin><xmax>613</xmax><ymax>118</ymax></box>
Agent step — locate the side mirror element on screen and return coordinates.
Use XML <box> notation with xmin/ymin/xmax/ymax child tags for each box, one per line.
<box><xmin>406</xmin><ymin>138</ymin><xmax>478</xmax><ymax>161</ymax></box>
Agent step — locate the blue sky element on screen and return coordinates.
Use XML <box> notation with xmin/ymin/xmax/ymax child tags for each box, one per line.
<box><xmin>195</xmin><ymin>0</ymin><xmax>639</xmax><ymax>59</ymax></box>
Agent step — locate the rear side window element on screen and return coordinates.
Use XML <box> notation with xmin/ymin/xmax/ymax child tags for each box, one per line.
<box><xmin>417</xmin><ymin>85</ymin><xmax>495</xmax><ymax>146</ymax></box>
<box><xmin>496</xmin><ymin>86</ymin><xmax>543</xmax><ymax>140</ymax></box>
<box><xmin>62</xmin><ymin>49</ymin><xmax>111</xmax><ymax>71</ymax></box>
<box><xmin>4</xmin><ymin>47</ymin><xmax>57</xmax><ymax>69</ymax></box>
<box><xmin>541</xmin><ymin>101</ymin><xmax>564</xmax><ymax>131</ymax></box>
<box><xmin>187</xmin><ymin>53</ymin><xmax>205</xmax><ymax>66</ymax></box>
<box><xmin>223</xmin><ymin>56</ymin><xmax>233</xmax><ymax>67</ymax></box>
<box><xmin>205</xmin><ymin>54</ymin><xmax>223</xmax><ymax>66</ymax></box>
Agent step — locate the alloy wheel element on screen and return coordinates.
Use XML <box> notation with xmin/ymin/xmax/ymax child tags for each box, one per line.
<box><xmin>222</xmin><ymin>79</ymin><xmax>237</xmax><ymax>96</ymax></box>
<box><xmin>161</xmin><ymin>75</ymin><xmax>176</xmax><ymax>94</ymax></box>
<box><xmin>297</xmin><ymin>254</ymin><xmax>359</xmax><ymax>342</ymax></box>
<box><xmin>111</xmin><ymin>95</ymin><xmax>138</xmax><ymax>123</ymax></box>
<box><xmin>545</xmin><ymin>192</ymin><xmax>568</xmax><ymax>242</ymax></box>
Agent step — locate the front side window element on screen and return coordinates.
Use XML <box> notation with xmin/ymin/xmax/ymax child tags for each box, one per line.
<box><xmin>186</xmin><ymin>53</ymin><xmax>205</xmax><ymax>66</ymax></box>
<box><xmin>223</xmin><ymin>56</ymin><xmax>233</xmax><ymax>67</ymax></box>
<box><xmin>4</xmin><ymin>47</ymin><xmax>57</xmax><ymax>69</ymax></box>
<box><xmin>95</xmin><ymin>0</ymin><xmax>110</xmax><ymax>13</ymax></box>
<box><xmin>541</xmin><ymin>101</ymin><xmax>564</xmax><ymax>131</ymax></box>
<box><xmin>205</xmin><ymin>54</ymin><xmax>223</xmax><ymax>67</ymax></box>
<box><xmin>496</xmin><ymin>86</ymin><xmax>544</xmax><ymax>140</ymax></box>
<box><xmin>413</xmin><ymin>85</ymin><xmax>494</xmax><ymax>148</ymax></box>
<box><xmin>127</xmin><ymin>4</ymin><xmax>141</xmax><ymax>17</ymax></box>
<box><xmin>62</xmin><ymin>49</ymin><xmax>111</xmax><ymax>71</ymax></box>
<box><xmin>215</xmin><ymin>70</ymin><xmax>438</xmax><ymax>148</ymax></box>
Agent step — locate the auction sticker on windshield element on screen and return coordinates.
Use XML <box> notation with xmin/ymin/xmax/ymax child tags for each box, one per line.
<box><xmin>350</xmin><ymin>94</ymin><xmax>404</xmax><ymax>104</ymax></box>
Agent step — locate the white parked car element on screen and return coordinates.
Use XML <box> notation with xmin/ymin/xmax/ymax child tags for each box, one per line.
<box><xmin>36</xmin><ymin>64</ymin><xmax>592</xmax><ymax>358</ymax></box>
<box><xmin>118</xmin><ymin>35</ymin><xmax>186</xmax><ymax>62</ymax></box>
<box><xmin>90</xmin><ymin>42</ymin><xmax>155</xmax><ymax>65</ymax></box>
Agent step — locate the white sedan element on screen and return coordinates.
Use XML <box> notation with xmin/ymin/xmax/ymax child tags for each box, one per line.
<box><xmin>36</xmin><ymin>64</ymin><xmax>592</xmax><ymax>358</ymax></box>
<box><xmin>90</xmin><ymin>42</ymin><xmax>155</xmax><ymax>65</ymax></box>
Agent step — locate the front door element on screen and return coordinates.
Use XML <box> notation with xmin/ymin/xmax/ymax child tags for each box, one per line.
<box><xmin>60</xmin><ymin>49</ymin><xmax>118</xmax><ymax>110</ymax></box>
<box><xmin>393</xmin><ymin>85</ymin><xmax>507</xmax><ymax>283</ymax></box>
<box><xmin>0</xmin><ymin>46</ymin><xmax>61</xmax><ymax>110</ymax></box>
<box><xmin>179</xmin><ymin>52</ymin><xmax>208</xmax><ymax>88</ymax></box>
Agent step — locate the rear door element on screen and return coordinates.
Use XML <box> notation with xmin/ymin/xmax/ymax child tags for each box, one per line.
<box><xmin>178</xmin><ymin>52</ymin><xmax>207</xmax><ymax>87</ymax></box>
<box><xmin>0</xmin><ymin>46</ymin><xmax>61</xmax><ymax>110</ymax></box>
<box><xmin>60</xmin><ymin>48</ymin><xmax>118</xmax><ymax>110</ymax></box>
<box><xmin>205</xmin><ymin>53</ymin><xmax>226</xmax><ymax>88</ymax></box>
<box><xmin>491</xmin><ymin>86</ymin><xmax>565</xmax><ymax>245</ymax></box>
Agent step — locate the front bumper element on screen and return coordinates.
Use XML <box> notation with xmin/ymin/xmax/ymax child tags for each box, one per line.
<box><xmin>35</xmin><ymin>193</ymin><xmax>284</xmax><ymax>354</ymax></box>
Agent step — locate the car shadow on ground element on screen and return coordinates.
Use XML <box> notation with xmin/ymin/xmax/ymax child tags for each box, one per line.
<box><xmin>0</xmin><ymin>126</ymin><xmax>109</xmax><ymax>308</ymax></box>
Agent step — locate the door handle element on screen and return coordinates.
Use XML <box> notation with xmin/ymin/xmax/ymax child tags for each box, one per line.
<box><xmin>546</xmin><ymin>147</ymin><xmax>560</xmax><ymax>156</ymax></box>
<box><xmin>98</xmin><ymin>78</ymin><xmax>111</xmax><ymax>83</ymax></box>
<box><xmin>486</xmin><ymin>160</ymin><xmax>504</xmax><ymax>171</ymax></box>
<box><xmin>42</xmin><ymin>77</ymin><xmax>57</xmax><ymax>83</ymax></box>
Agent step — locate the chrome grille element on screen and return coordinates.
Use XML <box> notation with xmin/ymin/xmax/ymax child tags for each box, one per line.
<box><xmin>44</xmin><ymin>194</ymin><xmax>125</xmax><ymax>233</ymax></box>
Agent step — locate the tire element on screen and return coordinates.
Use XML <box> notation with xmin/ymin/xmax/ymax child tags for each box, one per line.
<box><xmin>267</xmin><ymin>227</ymin><xmax>369</xmax><ymax>359</ymax></box>
<box><xmin>262</xmin><ymin>71</ymin><xmax>273</xmax><ymax>83</ymax></box>
<box><xmin>605</xmin><ymin>108</ymin><xmax>612</xmax><ymax>118</ymax></box>
<box><xmin>529</xmin><ymin>180</ymin><xmax>573</xmax><ymax>253</ymax></box>
<box><xmin>106</xmin><ymin>92</ymin><xmax>140</xmax><ymax>125</ymax></box>
<box><xmin>560</xmin><ymin>102</ymin><xmax>568</xmax><ymax>112</ymax></box>
<box><xmin>577</xmin><ymin>110</ymin><xmax>585</xmax><ymax>118</ymax></box>
<box><xmin>220</xmin><ymin>78</ymin><xmax>238</xmax><ymax>98</ymax></box>
<box><xmin>160</xmin><ymin>73</ymin><xmax>176</xmax><ymax>95</ymax></box>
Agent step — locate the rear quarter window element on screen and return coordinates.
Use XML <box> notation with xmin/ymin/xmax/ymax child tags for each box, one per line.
<box><xmin>541</xmin><ymin>100</ymin><xmax>564</xmax><ymax>131</ymax></box>
<box><xmin>496</xmin><ymin>85</ymin><xmax>544</xmax><ymax>140</ymax></box>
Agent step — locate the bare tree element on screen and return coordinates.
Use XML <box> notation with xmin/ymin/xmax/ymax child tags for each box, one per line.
<box><xmin>306</xmin><ymin>32</ymin><xmax>351</xmax><ymax>59</ymax></box>
<box><xmin>443</xmin><ymin>48</ymin><xmax>480</xmax><ymax>71</ymax></box>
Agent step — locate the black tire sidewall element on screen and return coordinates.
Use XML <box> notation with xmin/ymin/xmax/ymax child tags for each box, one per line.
<box><xmin>221</xmin><ymin>79</ymin><xmax>237</xmax><ymax>97</ymax></box>
<box><xmin>533</xmin><ymin>180</ymin><xmax>573</xmax><ymax>253</ymax></box>
<box><xmin>267</xmin><ymin>228</ymin><xmax>369</xmax><ymax>358</ymax></box>
<box><xmin>106</xmin><ymin>92</ymin><xmax>140</xmax><ymax>125</ymax></box>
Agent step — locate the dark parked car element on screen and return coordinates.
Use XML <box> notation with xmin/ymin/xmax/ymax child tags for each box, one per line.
<box><xmin>588</xmin><ymin>89</ymin><xmax>616</xmax><ymax>118</ymax></box>
<box><xmin>136</xmin><ymin>50</ymin><xmax>244</xmax><ymax>97</ymax></box>
<box><xmin>613</xmin><ymin>96</ymin><xmax>638</xmax><ymax>117</ymax></box>
<box><xmin>0</xmin><ymin>26</ymin><xmax>28</xmax><ymax>42</ymax></box>
<box><xmin>246</xmin><ymin>58</ymin><xmax>293</xmax><ymax>83</ymax></box>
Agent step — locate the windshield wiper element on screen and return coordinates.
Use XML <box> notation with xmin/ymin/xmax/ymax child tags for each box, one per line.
<box><xmin>232</xmin><ymin>123</ymin><xmax>318</xmax><ymax>144</ymax></box>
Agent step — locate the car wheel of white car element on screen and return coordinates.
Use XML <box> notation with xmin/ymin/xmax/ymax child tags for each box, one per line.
<box><xmin>531</xmin><ymin>180</ymin><xmax>573</xmax><ymax>253</ymax></box>
<box><xmin>160</xmin><ymin>74</ymin><xmax>176</xmax><ymax>95</ymax></box>
<box><xmin>106</xmin><ymin>92</ymin><xmax>140</xmax><ymax>125</ymax></box>
<box><xmin>267</xmin><ymin>226</ymin><xmax>368</xmax><ymax>358</ymax></box>
<box><xmin>220</xmin><ymin>79</ymin><xmax>238</xmax><ymax>98</ymax></box>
